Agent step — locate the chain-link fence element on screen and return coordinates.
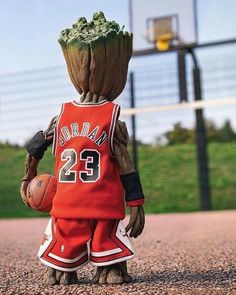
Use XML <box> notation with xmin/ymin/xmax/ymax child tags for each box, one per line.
<box><xmin>1</xmin><ymin>43</ymin><xmax>236</xmax><ymax>216</ymax></box>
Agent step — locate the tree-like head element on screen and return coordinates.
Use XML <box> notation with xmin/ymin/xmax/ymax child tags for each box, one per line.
<box><xmin>58</xmin><ymin>12</ymin><xmax>133</xmax><ymax>100</ymax></box>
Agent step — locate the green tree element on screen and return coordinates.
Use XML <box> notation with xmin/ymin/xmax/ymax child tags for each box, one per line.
<box><xmin>218</xmin><ymin>120</ymin><xmax>236</xmax><ymax>142</ymax></box>
<box><xmin>164</xmin><ymin>122</ymin><xmax>194</xmax><ymax>145</ymax></box>
<box><xmin>205</xmin><ymin>120</ymin><xmax>219</xmax><ymax>142</ymax></box>
<box><xmin>162</xmin><ymin>119</ymin><xmax>236</xmax><ymax>145</ymax></box>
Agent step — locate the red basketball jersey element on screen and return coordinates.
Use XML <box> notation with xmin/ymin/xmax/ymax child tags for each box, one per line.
<box><xmin>50</xmin><ymin>100</ymin><xmax>125</xmax><ymax>219</ymax></box>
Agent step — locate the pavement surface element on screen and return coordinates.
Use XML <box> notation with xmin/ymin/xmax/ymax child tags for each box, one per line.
<box><xmin>0</xmin><ymin>211</ymin><xmax>236</xmax><ymax>295</ymax></box>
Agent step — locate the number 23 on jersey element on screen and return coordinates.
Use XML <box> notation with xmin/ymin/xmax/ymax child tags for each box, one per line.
<box><xmin>59</xmin><ymin>148</ymin><xmax>100</xmax><ymax>183</ymax></box>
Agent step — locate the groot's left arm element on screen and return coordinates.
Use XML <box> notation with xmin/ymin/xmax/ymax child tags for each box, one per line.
<box><xmin>113</xmin><ymin>120</ymin><xmax>145</xmax><ymax>238</ymax></box>
<box><xmin>20</xmin><ymin>116</ymin><xmax>58</xmax><ymax>206</ymax></box>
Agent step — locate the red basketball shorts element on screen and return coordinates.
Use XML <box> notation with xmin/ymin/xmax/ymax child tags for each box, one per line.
<box><xmin>38</xmin><ymin>218</ymin><xmax>135</xmax><ymax>272</ymax></box>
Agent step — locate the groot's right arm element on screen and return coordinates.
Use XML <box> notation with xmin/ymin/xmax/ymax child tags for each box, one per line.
<box><xmin>113</xmin><ymin>120</ymin><xmax>145</xmax><ymax>238</ymax></box>
<box><xmin>20</xmin><ymin>116</ymin><xmax>58</xmax><ymax>206</ymax></box>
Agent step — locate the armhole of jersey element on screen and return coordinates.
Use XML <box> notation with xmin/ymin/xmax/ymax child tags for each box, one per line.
<box><xmin>108</xmin><ymin>104</ymin><xmax>120</xmax><ymax>157</ymax></box>
<box><xmin>52</xmin><ymin>104</ymin><xmax>65</xmax><ymax>156</ymax></box>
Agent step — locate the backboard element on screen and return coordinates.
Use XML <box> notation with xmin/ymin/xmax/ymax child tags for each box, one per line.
<box><xmin>130</xmin><ymin>0</ymin><xmax>197</xmax><ymax>52</ymax></box>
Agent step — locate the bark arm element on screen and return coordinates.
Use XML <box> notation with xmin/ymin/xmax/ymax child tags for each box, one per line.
<box><xmin>113</xmin><ymin>120</ymin><xmax>134</xmax><ymax>174</ymax></box>
<box><xmin>113</xmin><ymin>120</ymin><xmax>145</xmax><ymax>238</ymax></box>
<box><xmin>43</xmin><ymin>116</ymin><xmax>58</xmax><ymax>144</ymax></box>
<box><xmin>20</xmin><ymin>116</ymin><xmax>58</xmax><ymax>206</ymax></box>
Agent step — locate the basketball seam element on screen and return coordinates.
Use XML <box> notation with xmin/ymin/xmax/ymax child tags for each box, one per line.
<box><xmin>27</xmin><ymin>180</ymin><xmax>39</xmax><ymax>209</ymax></box>
<box><xmin>40</xmin><ymin>176</ymin><xmax>55</xmax><ymax>211</ymax></box>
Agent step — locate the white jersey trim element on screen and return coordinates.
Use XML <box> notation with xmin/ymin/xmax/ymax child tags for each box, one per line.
<box><xmin>72</xmin><ymin>100</ymin><xmax>109</xmax><ymax>107</ymax></box>
<box><xmin>108</xmin><ymin>104</ymin><xmax>120</xmax><ymax>157</ymax></box>
<box><xmin>90</xmin><ymin>253</ymin><xmax>135</xmax><ymax>267</ymax></box>
<box><xmin>90</xmin><ymin>247</ymin><xmax>122</xmax><ymax>257</ymax></box>
<box><xmin>48</xmin><ymin>249</ymin><xmax>88</xmax><ymax>263</ymax></box>
<box><xmin>37</xmin><ymin>219</ymin><xmax>53</xmax><ymax>258</ymax></box>
<box><xmin>39</xmin><ymin>257</ymin><xmax>89</xmax><ymax>272</ymax></box>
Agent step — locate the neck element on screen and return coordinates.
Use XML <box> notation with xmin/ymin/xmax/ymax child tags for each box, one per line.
<box><xmin>79</xmin><ymin>92</ymin><xmax>109</xmax><ymax>103</ymax></box>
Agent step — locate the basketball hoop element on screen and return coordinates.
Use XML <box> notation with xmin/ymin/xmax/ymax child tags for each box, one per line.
<box><xmin>144</xmin><ymin>15</ymin><xmax>179</xmax><ymax>51</ymax></box>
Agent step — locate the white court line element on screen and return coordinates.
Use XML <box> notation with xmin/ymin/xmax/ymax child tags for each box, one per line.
<box><xmin>121</xmin><ymin>97</ymin><xmax>236</xmax><ymax>116</ymax></box>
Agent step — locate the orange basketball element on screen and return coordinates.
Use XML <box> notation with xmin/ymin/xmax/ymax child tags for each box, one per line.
<box><xmin>26</xmin><ymin>174</ymin><xmax>57</xmax><ymax>212</ymax></box>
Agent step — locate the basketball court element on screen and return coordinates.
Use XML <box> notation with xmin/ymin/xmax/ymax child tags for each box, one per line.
<box><xmin>0</xmin><ymin>211</ymin><xmax>236</xmax><ymax>294</ymax></box>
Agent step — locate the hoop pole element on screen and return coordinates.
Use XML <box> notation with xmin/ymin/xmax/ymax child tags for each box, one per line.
<box><xmin>177</xmin><ymin>49</ymin><xmax>188</xmax><ymax>102</ymax></box>
<box><xmin>190</xmin><ymin>49</ymin><xmax>211</xmax><ymax>210</ymax></box>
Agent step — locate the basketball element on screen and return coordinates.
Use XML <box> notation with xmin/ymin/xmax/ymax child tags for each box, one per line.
<box><xmin>26</xmin><ymin>174</ymin><xmax>57</xmax><ymax>212</ymax></box>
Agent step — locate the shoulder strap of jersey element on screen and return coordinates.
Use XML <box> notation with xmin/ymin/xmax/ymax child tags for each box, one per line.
<box><xmin>108</xmin><ymin>103</ymin><xmax>120</xmax><ymax>156</ymax></box>
<box><xmin>52</xmin><ymin>103</ymin><xmax>65</xmax><ymax>156</ymax></box>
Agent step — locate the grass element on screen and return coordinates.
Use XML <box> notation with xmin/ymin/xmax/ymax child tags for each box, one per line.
<box><xmin>1</xmin><ymin>143</ymin><xmax>236</xmax><ymax>218</ymax></box>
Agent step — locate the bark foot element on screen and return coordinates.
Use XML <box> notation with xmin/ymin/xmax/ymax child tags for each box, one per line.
<box><xmin>43</xmin><ymin>267</ymin><xmax>78</xmax><ymax>286</ymax></box>
<box><xmin>92</xmin><ymin>261</ymin><xmax>131</xmax><ymax>284</ymax></box>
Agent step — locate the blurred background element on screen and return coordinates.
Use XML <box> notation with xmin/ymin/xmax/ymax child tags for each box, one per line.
<box><xmin>1</xmin><ymin>0</ymin><xmax>236</xmax><ymax>217</ymax></box>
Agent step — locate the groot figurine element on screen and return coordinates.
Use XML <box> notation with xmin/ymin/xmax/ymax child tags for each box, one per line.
<box><xmin>20</xmin><ymin>12</ymin><xmax>145</xmax><ymax>285</ymax></box>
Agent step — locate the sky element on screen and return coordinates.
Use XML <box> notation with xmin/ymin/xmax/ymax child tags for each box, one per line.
<box><xmin>197</xmin><ymin>0</ymin><xmax>236</xmax><ymax>43</ymax></box>
<box><xmin>0</xmin><ymin>0</ymin><xmax>129</xmax><ymax>74</ymax></box>
<box><xmin>1</xmin><ymin>0</ymin><xmax>236</xmax><ymax>73</ymax></box>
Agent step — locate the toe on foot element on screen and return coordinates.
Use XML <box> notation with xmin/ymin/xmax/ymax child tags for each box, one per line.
<box><xmin>106</xmin><ymin>267</ymin><xmax>124</xmax><ymax>284</ymax></box>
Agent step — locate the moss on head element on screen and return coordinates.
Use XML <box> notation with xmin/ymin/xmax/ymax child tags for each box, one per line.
<box><xmin>59</xmin><ymin>11</ymin><xmax>123</xmax><ymax>45</ymax></box>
